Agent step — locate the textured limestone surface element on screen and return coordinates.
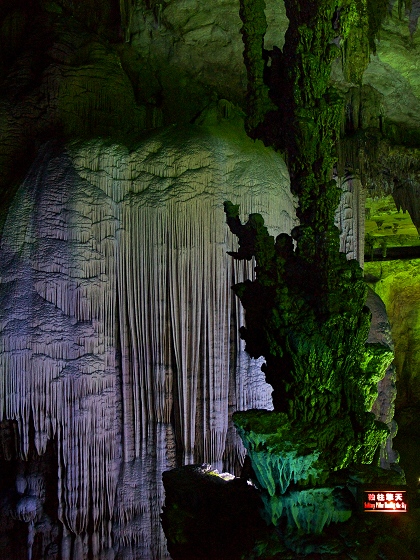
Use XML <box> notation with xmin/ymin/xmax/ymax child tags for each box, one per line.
<box><xmin>127</xmin><ymin>0</ymin><xmax>288</xmax><ymax>123</ymax></box>
<box><xmin>0</xmin><ymin>117</ymin><xmax>296</xmax><ymax>559</ymax></box>
<box><xmin>365</xmin><ymin>259</ymin><xmax>420</xmax><ymax>415</ymax></box>
<box><xmin>363</xmin><ymin>2</ymin><xmax>420</xmax><ymax>135</ymax></box>
<box><xmin>0</xmin><ymin>12</ymin><xmax>146</xmax><ymax>234</ymax></box>
<box><xmin>0</xmin><ymin>1</ymin><xmax>417</xmax><ymax>558</ymax></box>
<box><xmin>2</xmin><ymin>0</ymin><xmax>420</xmax><ymax>234</ymax></box>
<box><xmin>365</xmin><ymin>288</ymin><xmax>399</xmax><ymax>468</ymax></box>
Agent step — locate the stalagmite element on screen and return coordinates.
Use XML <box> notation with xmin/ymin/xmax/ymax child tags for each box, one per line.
<box><xmin>0</xmin><ymin>117</ymin><xmax>297</xmax><ymax>558</ymax></box>
<box><xmin>335</xmin><ymin>173</ymin><xmax>366</xmax><ymax>266</ymax></box>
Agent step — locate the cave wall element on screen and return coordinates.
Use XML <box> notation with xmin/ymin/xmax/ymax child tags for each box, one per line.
<box><xmin>365</xmin><ymin>259</ymin><xmax>420</xmax><ymax>415</ymax></box>
<box><xmin>364</xmin><ymin>258</ymin><xmax>420</xmax><ymax>493</ymax></box>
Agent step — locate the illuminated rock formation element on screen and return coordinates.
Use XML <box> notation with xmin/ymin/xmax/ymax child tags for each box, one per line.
<box><xmin>0</xmin><ymin>115</ymin><xmax>296</xmax><ymax>558</ymax></box>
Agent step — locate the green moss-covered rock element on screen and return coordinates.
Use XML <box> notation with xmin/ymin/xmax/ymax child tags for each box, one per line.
<box><xmin>233</xmin><ymin>410</ymin><xmax>326</xmax><ymax>496</ymax></box>
<box><xmin>361</xmin><ymin>342</ymin><xmax>394</xmax><ymax>410</ymax></box>
<box><xmin>233</xmin><ymin>409</ymin><xmax>387</xmax><ymax>535</ymax></box>
<box><xmin>260</xmin><ymin>486</ymin><xmax>352</xmax><ymax>534</ymax></box>
<box><xmin>228</xmin><ymin>3</ymin><xmax>400</xmax><ymax>543</ymax></box>
<box><xmin>225</xmin><ymin>204</ymin><xmax>388</xmax><ymax>466</ymax></box>
<box><xmin>234</xmin><ymin>408</ymin><xmax>389</xmax><ymax>480</ymax></box>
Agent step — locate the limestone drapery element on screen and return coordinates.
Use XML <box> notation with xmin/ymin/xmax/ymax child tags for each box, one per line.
<box><xmin>0</xmin><ymin>124</ymin><xmax>296</xmax><ymax>558</ymax></box>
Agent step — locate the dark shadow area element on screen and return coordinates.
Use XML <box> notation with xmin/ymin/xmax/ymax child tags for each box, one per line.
<box><xmin>365</xmin><ymin>246</ymin><xmax>420</xmax><ymax>261</ymax></box>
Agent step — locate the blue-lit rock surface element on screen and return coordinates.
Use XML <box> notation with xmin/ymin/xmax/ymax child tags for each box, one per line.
<box><xmin>0</xmin><ymin>115</ymin><xmax>296</xmax><ymax>559</ymax></box>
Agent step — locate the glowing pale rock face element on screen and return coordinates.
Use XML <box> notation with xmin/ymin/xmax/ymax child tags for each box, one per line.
<box><xmin>0</xmin><ymin>120</ymin><xmax>297</xmax><ymax>559</ymax></box>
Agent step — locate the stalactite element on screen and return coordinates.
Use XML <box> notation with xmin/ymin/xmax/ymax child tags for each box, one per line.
<box><xmin>0</xmin><ymin>122</ymin><xmax>297</xmax><ymax>558</ymax></box>
<box><xmin>120</xmin><ymin>0</ymin><xmax>135</xmax><ymax>41</ymax></box>
<box><xmin>0</xmin><ymin>145</ymin><xmax>122</xmax><ymax>556</ymax></box>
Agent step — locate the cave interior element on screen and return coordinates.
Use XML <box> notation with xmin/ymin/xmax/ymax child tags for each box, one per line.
<box><xmin>1</xmin><ymin>0</ymin><xmax>420</xmax><ymax>559</ymax></box>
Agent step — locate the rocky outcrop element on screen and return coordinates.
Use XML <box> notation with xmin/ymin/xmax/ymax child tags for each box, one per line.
<box><xmin>161</xmin><ymin>464</ymin><xmax>266</xmax><ymax>560</ymax></box>
<box><xmin>366</xmin><ymin>287</ymin><xmax>399</xmax><ymax>468</ymax></box>
<box><xmin>362</xmin><ymin>1</ymin><xmax>420</xmax><ymax>140</ymax></box>
<box><xmin>223</xmin><ymin>285</ymin><xmax>396</xmax><ymax>545</ymax></box>
<box><xmin>365</xmin><ymin>259</ymin><xmax>420</xmax><ymax>415</ymax></box>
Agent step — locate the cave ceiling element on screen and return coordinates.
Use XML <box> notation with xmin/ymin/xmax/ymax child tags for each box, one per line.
<box><xmin>1</xmin><ymin>1</ymin><xmax>420</xmax><ymax>232</ymax></box>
